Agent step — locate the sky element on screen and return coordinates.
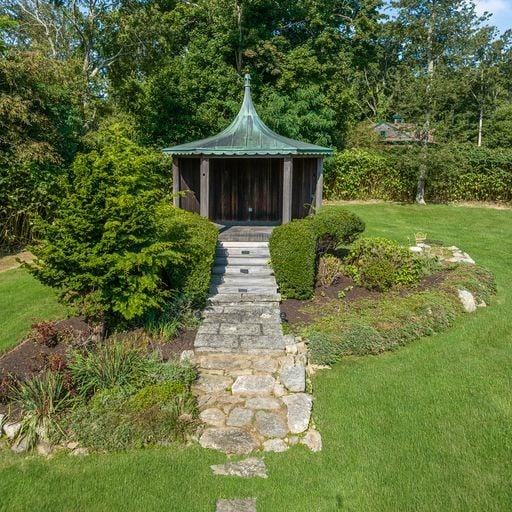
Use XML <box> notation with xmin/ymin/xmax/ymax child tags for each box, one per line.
<box><xmin>473</xmin><ymin>0</ymin><xmax>512</xmax><ymax>33</ymax></box>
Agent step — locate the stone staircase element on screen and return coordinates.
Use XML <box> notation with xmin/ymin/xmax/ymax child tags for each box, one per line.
<box><xmin>194</xmin><ymin>241</ymin><xmax>287</xmax><ymax>353</ymax></box>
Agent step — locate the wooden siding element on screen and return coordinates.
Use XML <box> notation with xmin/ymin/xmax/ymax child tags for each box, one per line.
<box><xmin>292</xmin><ymin>158</ymin><xmax>317</xmax><ymax>219</ymax></box>
<box><xmin>209</xmin><ymin>158</ymin><xmax>282</xmax><ymax>222</ymax></box>
<box><xmin>179</xmin><ymin>158</ymin><xmax>201</xmax><ymax>213</ymax></box>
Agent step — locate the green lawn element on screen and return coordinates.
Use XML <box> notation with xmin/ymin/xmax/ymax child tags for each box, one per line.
<box><xmin>1</xmin><ymin>204</ymin><xmax>511</xmax><ymax>511</ymax></box>
<box><xmin>0</xmin><ymin>268</ymin><xmax>67</xmax><ymax>354</ymax></box>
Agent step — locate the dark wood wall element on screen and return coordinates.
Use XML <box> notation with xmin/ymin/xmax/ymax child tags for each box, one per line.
<box><xmin>178</xmin><ymin>158</ymin><xmax>200</xmax><ymax>213</ymax></box>
<box><xmin>209</xmin><ymin>158</ymin><xmax>282</xmax><ymax>222</ymax></box>
<box><xmin>292</xmin><ymin>158</ymin><xmax>317</xmax><ymax>219</ymax></box>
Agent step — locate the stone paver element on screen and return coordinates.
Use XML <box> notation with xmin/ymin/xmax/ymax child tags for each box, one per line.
<box><xmin>280</xmin><ymin>364</ymin><xmax>306</xmax><ymax>392</ymax></box>
<box><xmin>282</xmin><ymin>393</ymin><xmax>313</xmax><ymax>434</ymax></box>
<box><xmin>199</xmin><ymin>428</ymin><xmax>259</xmax><ymax>454</ymax></box>
<box><xmin>216</xmin><ymin>499</ymin><xmax>257</xmax><ymax>512</ymax></box>
<box><xmin>211</xmin><ymin>458</ymin><xmax>267</xmax><ymax>478</ymax></box>
<box><xmin>254</xmin><ymin>411</ymin><xmax>288</xmax><ymax>438</ymax></box>
<box><xmin>232</xmin><ymin>375</ymin><xmax>275</xmax><ymax>395</ymax></box>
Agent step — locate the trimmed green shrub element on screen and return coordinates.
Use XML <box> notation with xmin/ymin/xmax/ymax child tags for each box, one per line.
<box><xmin>270</xmin><ymin>207</ymin><xmax>365</xmax><ymax>299</ymax></box>
<box><xmin>127</xmin><ymin>381</ymin><xmax>185</xmax><ymax>412</ymax></box>
<box><xmin>345</xmin><ymin>237</ymin><xmax>426</xmax><ymax>290</ymax></box>
<box><xmin>324</xmin><ymin>149</ymin><xmax>413</xmax><ymax>201</ymax></box>
<box><xmin>157</xmin><ymin>206</ymin><xmax>218</xmax><ymax>308</ymax></box>
<box><xmin>311</xmin><ymin>207</ymin><xmax>365</xmax><ymax>251</ymax></box>
<box><xmin>269</xmin><ymin>220</ymin><xmax>317</xmax><ymax>299</ymax></box>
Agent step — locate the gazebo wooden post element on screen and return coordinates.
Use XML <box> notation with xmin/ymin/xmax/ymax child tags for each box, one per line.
<box><xmin>282</xmin><ymin>157</ymin><xmax>293</xmax><ymax>224</ymax></box>
<box><xmin>315</xmin><ymin>158</ymin><xmax>323</xmax><ymax>210</ymax></box>
<box><xmin>200</xmin><ymin>156</ymin><xmax>210</xmax><ymax>218</ymax></box>
<box><xmin>172</xmin><ymin>158</ymin><xmax>180</xmax><ymax>207</ymax></box>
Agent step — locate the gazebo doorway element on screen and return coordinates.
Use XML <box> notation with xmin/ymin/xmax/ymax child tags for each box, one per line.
<box><xmin>210</xmin><ymin>158</ymin><xmax>282</xmax><ymax>222</ymax></box>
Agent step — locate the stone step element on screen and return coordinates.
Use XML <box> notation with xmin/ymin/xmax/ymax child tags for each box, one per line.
<box><xmin>208</xmin><ymin>293</ymin><xmax>281</xmax><ymax>303</ymax></box>
<box><xmin>209</xmin><ymin>285</ymin><xmax>278</xmax><ymax>295</ymax></box>
<box><xmin>211</xmin><ymin>266</ymin><xmax>273</xmax><ymax>276</ymax></box>
<box><xmin>215</xmin><ymin>257</ymin><xmax>269</xmax><ymax>266</ymax></box>
<box><xmin>216</xmin><ymin>247</ymin><xmax>270</xmax><ymax>257</ymax></box>
<box><xmin>211</xmin><ymin>275</ymin><xmax>276</xmax><ymax>286</ymax></box>
<box><xmin>202</xmin><ymin>311</ymin><xmax>281</xmax><ymax>324</ymax></box>
<box><xmin>195</xmin><ymin>334</ymin><xmax>286</xmax><ymax>352</ymax></box>
<box><xmin>219</xmin><ymin>241</ymin><xmax>269</xmax><ymax>249</ymax></box>
<box><xmin>197</xmin><ymin>322</ymin><xmax>283</xmax><ymax>337</ymax></box>
<box><xmin>205</xmin><ymin>304</ymin><xmax>280</xmax><ymax>314</ymax></box>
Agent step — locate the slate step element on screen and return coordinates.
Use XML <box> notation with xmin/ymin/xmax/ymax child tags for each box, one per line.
<box><xmin>211</xmin><ymin>266</ymin><xmax>273</xmax><ymax>276</ymax></box>
<box><xmin>216</xmin><ymin>247</ymin><xmax>270</xmax><ymax>257</ymax></box>
<box><xmin>211</xmin><ymin>275</ymin><xmax>276</xmax><ymax>286</ymax></box>
<box><xmin>208</xmin><ymin>293</ymin><xmax>281</xmax><ymax>303</ymax></box>
<box><xmin>214</xmin><ymin>257</ymin><xmax>269</xmax><ymax>266</ymax></box>
<box><xmin>202</xmin><ymin>312</ymin><xmax>281</xmax><ymax>324</ymax></box>
<box><xmin>209</xmin><ymin>285</ymin><xmax>278</xmax><ymax>295</ymax></box>
<box><xmin>218</xmin><ymin>241</ymin><xmax>269</xmax><ymax>249</ymax></box>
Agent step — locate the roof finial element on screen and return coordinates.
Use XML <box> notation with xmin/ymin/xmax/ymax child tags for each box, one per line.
<box><xmin>244</xmin><ymin>73</ymin><xmax>251</xmax><ymax>88</ymax></box>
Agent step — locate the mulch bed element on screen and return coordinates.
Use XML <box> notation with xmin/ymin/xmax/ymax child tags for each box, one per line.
<box><xmin>280</xmin><ymin>272</ymin><xmax>450</xmax><ymax>326</ymax></box>
<box><xmin>0</xmin><ymin>317</ymin><xmax>195</xmax><ymax>383</ymax></box>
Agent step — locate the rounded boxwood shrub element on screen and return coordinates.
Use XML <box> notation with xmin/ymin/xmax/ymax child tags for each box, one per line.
<box><xmin>311</xmin><ymin>207</ymin><xmax>365</xmax><ymax>252</ymax></box>
<box><xmin>269</xmin><ymin>220</ymin><xmax>317</xmax><ymax>299</ymax></box>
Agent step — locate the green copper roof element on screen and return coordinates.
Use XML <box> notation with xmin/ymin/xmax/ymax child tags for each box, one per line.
<box><xmin>163</xmin><ymin>75</ymin><xmax>332</xmax><ymax>157</ymax></box>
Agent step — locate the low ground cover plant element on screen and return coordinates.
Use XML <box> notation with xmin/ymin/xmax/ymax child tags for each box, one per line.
<box><xmin>305</xmin><ymin>261</ymin><xmax>496</xmax><ymax>365</ymax></box>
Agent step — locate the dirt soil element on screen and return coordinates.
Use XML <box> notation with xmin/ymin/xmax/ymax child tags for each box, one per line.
<box><xmin>280</xmin><ymin>272</ymin><xmax>449</xmax><ymax>327</ymax></box>
<box><xmin>0</xmin><ymin>318</ymin><xmax>195</xmax><ymax>383</ymax></box>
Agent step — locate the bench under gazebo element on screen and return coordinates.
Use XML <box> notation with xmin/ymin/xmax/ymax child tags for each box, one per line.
<box><xmin>163</xmin><ymin>75</ymin><xmax>332</xmax><ymax>224</ymax></box>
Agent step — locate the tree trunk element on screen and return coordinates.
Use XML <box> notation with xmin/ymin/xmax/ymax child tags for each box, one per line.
<box><xmin>477</xmin><ymin>106</ymin><xmax>483</xmax><ymax>147</ymax></box>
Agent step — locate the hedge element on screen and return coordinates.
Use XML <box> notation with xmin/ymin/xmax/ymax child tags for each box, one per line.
<box><xmin>324</xmin><ymin>145</ymin><xmax>512</xmax><ymax>203</ymax></box>
<box><xmin>269</xmin><ymin>207</ymin><xmax>365</xmax><ymax>299</ymax></box>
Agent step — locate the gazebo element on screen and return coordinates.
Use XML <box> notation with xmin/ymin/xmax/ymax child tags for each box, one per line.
<box><xmin>163</xmin><ymin>75</ymin><xmax>332</xmax><ymax>224</ymax></box>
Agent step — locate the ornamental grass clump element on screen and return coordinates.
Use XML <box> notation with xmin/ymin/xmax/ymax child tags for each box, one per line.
<box><xmin>68</xmin><ymin>341</ymin><xmax>155</xmax><ymax>397</ymax></box>
<box><xmin>7</xmin><ymin>372</ymin><xmax>75</xmax><ymax>449</ymax></box>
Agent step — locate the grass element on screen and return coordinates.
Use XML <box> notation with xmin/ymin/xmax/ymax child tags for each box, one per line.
<box><xmin>1</xmin><ymin>203</ymin><xmax>511</xmax><ymax>511</ymax></box>
<box><xmin>0</xmin><ymin>268</ymin><xmax>67</xmax><ymax>354</ymax></box>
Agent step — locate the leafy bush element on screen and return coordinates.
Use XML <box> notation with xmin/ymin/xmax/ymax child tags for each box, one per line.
<box><xmin>357</xmin><ymin>259</ymin><xmax>396</xmax><ymax>291</ymax></box>
<box><xmin>345</xmin><ymin>237</ymin><xmax>427</xmax><ymax>290</ymax></box>
<box><xmin>308</xmin><ymin>331</ymin><xmax>338</xmax><ymax>365</ymax></box>
<box><xmin>269</xmin><ymin>220</ymin><xmax>317</xmax><ymax>299</ymax></box>
<box><xmin>6</xmin><ymin>372</ymin><xmax>74</xmax><ymax>449</ymax></box>
<box><xmin>68</xmin><ymin>342</ymin><xmax>155</xmax><ymax>396</ymax></box>
<box><xmin>127</xmin><ymin>381</ymin><xmax>186</xmax><ymax>412</ymax></box>
<box><xmin>26</xmin><ymin>121</ymin><xmax>184</xmax><ymax>326</ymax></box>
